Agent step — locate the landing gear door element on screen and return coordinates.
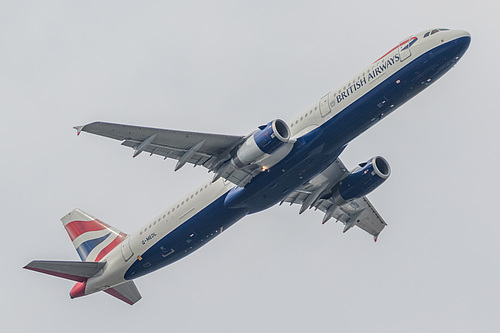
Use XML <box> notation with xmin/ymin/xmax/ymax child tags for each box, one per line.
<box><xmin>319</xmin><ymin>93</ymin><xmax>331</xmax><ymax>117</ymax></box>
<box><xmin>121</xmin><ymin>236</ymin><xmax>134</xmax><ymax>261</ymax></box>
<box><xmin>399</xmin><ymin>37</ymin><xmax>413</xmax><ymax>62</ymax></box>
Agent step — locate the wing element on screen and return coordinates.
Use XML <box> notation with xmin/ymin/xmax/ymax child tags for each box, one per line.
<box><xmin>281</xmin><ymin>158</ymin><xmax>387</xmax><ymax>241</ymax></box>
<box><xmin>75</xmin><ymin>122</ymin><xmax>257</xmax><ymax>186</ymax></box>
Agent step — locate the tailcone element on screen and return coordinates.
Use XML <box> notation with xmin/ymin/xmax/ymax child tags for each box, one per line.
<box><xmin>70</xmin><ymin>281</ymin><xmax>87</xmax><ymax>299</ymax></box>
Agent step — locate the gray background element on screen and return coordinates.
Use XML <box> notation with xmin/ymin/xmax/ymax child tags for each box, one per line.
<box><xmin>2</xmin><ymin>1</ymin><xmax>498</xmax><ymax>332</ymax></box>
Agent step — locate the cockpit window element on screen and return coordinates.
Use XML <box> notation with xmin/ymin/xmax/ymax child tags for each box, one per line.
<box><xmin>425</xmin><ymin>28</ymin><xmax>449</xmax><ymax>38</ymax></box>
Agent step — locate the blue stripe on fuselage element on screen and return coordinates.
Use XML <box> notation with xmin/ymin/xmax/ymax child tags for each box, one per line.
<box><xmin>125</xmin><ymin>36</ymin><xmax>470</xmax><ymax>279</ymax></box>
<box><xmin>125</xmin><ymin>193</ymin><xmax>248</xmax><ymax>279</ymax></box>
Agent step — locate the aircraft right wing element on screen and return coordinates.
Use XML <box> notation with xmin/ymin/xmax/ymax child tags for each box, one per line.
<box><xmin>76</xmin><ymin>120</ymin><xmax>297</xmax><ymax>187</ymax></box>
<box><xmin>75</xmin><ymin>122</ymin><xmax>260</xmax><ymax>186</ymax></box>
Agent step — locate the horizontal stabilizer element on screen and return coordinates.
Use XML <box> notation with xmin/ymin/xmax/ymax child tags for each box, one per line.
<box><xmin>24</xmin><ymin>260</ymin><xmax>105</xmax><ymax>282</ymax></box>
<box><xmin>104</xmin><ymin>281</ymin><xmax>142</xmax><ymax>305</ymax></box>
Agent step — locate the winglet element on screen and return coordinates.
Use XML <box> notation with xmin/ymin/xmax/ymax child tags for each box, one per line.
<box><xmin>73</xmin><ymin>126</ymin><xmax>84</xmax><ymax>136</ymax></box>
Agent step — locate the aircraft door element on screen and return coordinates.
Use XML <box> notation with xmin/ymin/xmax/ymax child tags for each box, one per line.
<box><xmin>121</xmin><ymin>236</ymin><xmax>134</xmax><ymax>261</ymax></box>
<box><xmin>398</xmin><ymin>37</ymin><xmax>413</xmax><ymax>62</ymax></box>
<box><xmin>319</xmin><ymin>93</ymin><xmax>331</xmax><ymax>117</ymax></box>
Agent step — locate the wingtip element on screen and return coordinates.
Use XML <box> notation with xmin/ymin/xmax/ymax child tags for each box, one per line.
<box><xmin>73</xmin><ymin>125</ymin><xmax>84</xmax><ymax>136</ymax></box>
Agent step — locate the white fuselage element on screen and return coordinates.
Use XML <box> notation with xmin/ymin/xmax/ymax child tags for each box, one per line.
<box><xmin>84</xmin><ymin>29</ymin><xmax>471</xmax><ymax>295</ymax></box>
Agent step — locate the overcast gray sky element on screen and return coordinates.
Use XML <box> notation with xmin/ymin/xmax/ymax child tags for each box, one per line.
<box><xmin>2</xmin><ymin>1</ymin><xmax>498</xmax><ymax>332</ymax></box>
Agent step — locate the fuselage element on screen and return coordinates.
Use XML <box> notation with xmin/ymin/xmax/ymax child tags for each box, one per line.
<box><xmin>84</xmin><ymin>29</ymin><xmax>470</xmax><ymax>294</ymax></box>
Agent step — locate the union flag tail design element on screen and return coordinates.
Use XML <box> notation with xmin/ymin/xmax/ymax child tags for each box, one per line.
<box><xmin>61</xmin><ymin>209</ymin><xmax>127</xmax><ymax>262</ymax></box>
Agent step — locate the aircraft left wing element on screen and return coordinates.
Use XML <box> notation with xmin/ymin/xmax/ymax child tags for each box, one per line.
<box><xmin>281</xmin><ymin>158</ymin><xmax>387</xmax><ymax>241</ymax></box>
<box><xmin>75</xmin><ymin>122</ymin><xmax>254</xmax><ymax>185</ymax></box>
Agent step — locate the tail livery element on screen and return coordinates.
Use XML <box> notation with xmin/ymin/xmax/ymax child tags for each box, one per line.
<box><xmin>62</xmin><ymin>209</ymin><xmax>127</xmax><ymax>262</ymax></box>
<box><xmin>24</xmin><ymin>209</ymin><xmax>141</xmax><ymax>305</ymax></box>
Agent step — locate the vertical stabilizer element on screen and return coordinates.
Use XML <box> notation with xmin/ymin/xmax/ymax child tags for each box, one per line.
<box><xmin>61</xmin><ymin>209</ymin><xmax>127</xmax><ymax>262</ymax></box>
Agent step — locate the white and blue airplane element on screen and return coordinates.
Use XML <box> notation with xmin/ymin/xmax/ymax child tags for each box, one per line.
<box><xmin>25</xmin><ymin>28</ymin><xmax>470</xmax><ymax>305</ymax></box>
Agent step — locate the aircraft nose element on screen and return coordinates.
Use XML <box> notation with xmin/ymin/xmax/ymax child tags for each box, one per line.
<box><xmin>453</xmin><ymin>30</ymin><xmax>471</xmax><ymax>53</ymax></box>
<box><xmin>449</xmin><ymin>30</ymin><xmax>471</xmax><ymax>45</ymax></box>
<box><xmin>451</xmin><ymin>29</ymin><xmax>470</xmax><ymax>38</ymax></box>
<box><xmin>443</xmin><ymin>29</ymin><xmax>471</xmax><ymax>58</ymax></box>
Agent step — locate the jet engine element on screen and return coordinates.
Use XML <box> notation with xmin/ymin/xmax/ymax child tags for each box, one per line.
<box><xmin>331</xmin><ymin>156</ymin><xmax>391</xmax><ymax>206</ymax></box>
<box><xmin>231</xmin><ymin>119</ymin><xmax>291</xmax><ymax>168</ymax></box>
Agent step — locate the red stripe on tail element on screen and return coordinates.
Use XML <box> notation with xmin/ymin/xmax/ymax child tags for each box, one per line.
<box><xmin>94</xmin><ymin>232</ymin><xmax>127</xmax><ymax>262</ymax></box>
<box><xmin>64</xmin><ymin>219</ymin><xmax>110</xmax><ymax>241</ymax></box>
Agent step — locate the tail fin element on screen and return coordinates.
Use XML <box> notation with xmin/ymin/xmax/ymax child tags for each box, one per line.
<box><xmin>61</xmin><ymin>209</ymin><xmax>126</xmax><ymax>262</ymax></box>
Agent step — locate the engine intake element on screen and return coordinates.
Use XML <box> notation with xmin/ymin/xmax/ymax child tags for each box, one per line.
<box><xmin>332</xmin><ymin>156</ymin><xmax>391</xmax><ymax>205</ymax></box>
<box><xmin>232</xmin><ymin>119</ymin><xmax>291</xmax><ymax>168</ymax></box>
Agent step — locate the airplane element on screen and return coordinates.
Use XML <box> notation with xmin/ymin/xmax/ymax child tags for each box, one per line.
<box><xmin>24</xmin><ymin>28</ymin><xmax>470</xmax><ymax>305</ymax></box>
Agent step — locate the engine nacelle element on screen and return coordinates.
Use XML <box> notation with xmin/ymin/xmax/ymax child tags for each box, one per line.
<box><xmin>332</xmin><ymin>156</ymin><xmax>391</xmax><ymax>206</ymax></box>
<box><xmin>232</xmin><ymin>119</ymin><xmax>291</xmax><ymax>168</ymax></box>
